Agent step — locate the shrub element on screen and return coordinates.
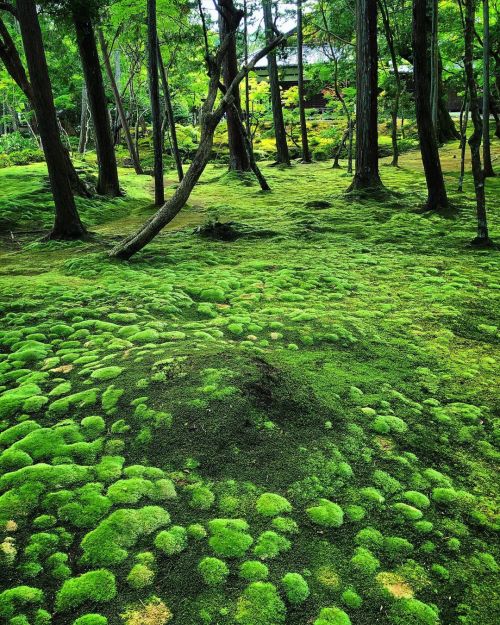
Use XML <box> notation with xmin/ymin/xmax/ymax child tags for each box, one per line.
<box><xmin>281</xmin><ymin>573</ymin><xmax>309</xmax><ymax>604</ymax></box>
<box><xmin>392</xmin><ymin>503</ymin><xmax>423</xmax><ymax>521</ymax></box>
<box><xmin>81</xmin><ymin>507</ymin><xmax>170</xmax><ymax>566</ymax></box>
<box><xmin>154</xmin><ymin>526</ymin><xmax>187</xmax><ymax>555</ymax></box>
<box><xmin>383</xmin><ymin>536</ymin><xmax>414</xmax><ymax>560</ymax></box>
<box><xmin>0</xmin><ymin>586</ymin><xmax>44</xmax><ymax>619</ymax></box>
<box><xmin>389</xmin><ymin>599</ymin><xmax>439</xmax><ymax>625</ymax></box>
<box><xmin>198</xmin><ymin>557</ymin><xmax>229</xmax><ymax>586</ymax></box>
<box><xmin>350</xmin><ymin>547</ymin><xmax>380</xmax><ymax>574</ymax></box>
<box><xmin>403</xmin><ymin>491</ymin><xmax>430</xmax><ymax>509</ymax></box>
<box><xmin>0</xmin><ymin>449</ymin><xmax>33</xmax><ymax>470</ymax></box>
<box><xmin>341</xmin><ymin>589</ymin><xmax>362</xmax><ymax>608</ymax></box>
<box><xmin>307</xmin><ymin>499</ymin><xmax>344</xmax><ymax>528</ymax></box>
<box><xmin>55</xmin><ymin>569</ymin><xmax>116</xmax><ymax>612</ymax></box>
<box><xmin>127</xmin><ymin>564</ymin><xmax>155</xmax><ymax>589</ymax></box>
<box><xmin>107</xmin><ymin>478</ymin><xmax>152</xmax><ymax>505</ymax></box>
<box><xmin>355</xmin><ymin>527</ymin><xmax>384</xmax><ymax>550</ymax></box>
<box><xmin>187</xmin><ymin>523</ymin><xmax>207</xmax><ymax>540</ymax></box>
<box><xmin>256</xmin><ymin>493</ymin><xmax>292</xmax><ymax>517</ymax></box>
<box><xmin>235</xmin><ymin>582</ymin><xmax>286</xmax><ymax>625</ymax></box>
<box><xmin>34</xmin><ymin>610</ymin><xmax>52</xmax><ymax>625</ymax></box>
<box><xmin>73</xmin><ymin>616</ymin><xmax>108</xmax><ymax>625</ymax></box>
<box><xmin>208</xmin><ymin>519</ymin><xmax>253</xmax><ymax>558</ymax></box>
<box><xmin>90</xmin><ymin>367</ymin><xmax>123</xmax><ymax>381</ymax></box>
<box><xmin>95</xmin><ymin>456</ymin><xmax>124</xmax><ymax>482</ymax></box>
<box><xmin>271</xmin><ymin>517</ymin><xmax>298</xmax><ymax>534</ymax></box>
<box><xmin>240</xmin><ymin>560</ymin><xmax>269</xmax><ymax>581</ymax></box>
<box><xmin>313</xmin><ymin>607</ymin><xmax>351</xmax><ymax>625</ymax></box>
<box><xmin>190</xmin><ymin>485</ymin><xmax>215</xmax><ymax>510</ymax></box>
<box><xmin>254</xmin><ymin>531</ymin><xmax>291</xmax><ymax>560</ymax></box>
<box><xmin>81</xmin><ymin>416</ymin><xmax>105</xmax><ymax>440</ymax></box>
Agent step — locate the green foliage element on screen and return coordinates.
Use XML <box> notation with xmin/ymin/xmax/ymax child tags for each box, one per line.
<box><xmin>235</xmin><ymin>582</ymin><xmax>286</xmax><ymax>625</ymax></box>
<box><xmin>254</xmin><ymin>531</ymin><xmax>291</xmax><ymax>560</ymax></box>
<box><xmin>154</xmin><ymin>526</ymin><xmax>187</xmax><ymax>555</ymax></box>
<box><xmin>72</xmin><ymin>616</ymin><xmax>108</xmax><ymax>625</ymax></box>
<box><xmin>208</xmin><ymin>519</ymin><xmax>253</xmax><ymax>558</ymax></box>
<box><xmin>256</xmin><ymin>493</ymin><xmax>292</xmax><ymax>517</ymax></box>
<box><xmin>341</xmin><ymin>590</ymin><xmax>362</xmax><ymax>608</ymax></box>
<box><xmin>240</xmin><ymin>561</ymin><xmax>269</xmax><ymax>581</ymax></box>
<box><xmin>189</xmin><ymin>485</ymin><xmax>215</xmax><ymax>510</ymax></box>
<box><xmin>126</xmin><ymin>564</ymin><xmax>155</xmax><ymax>589</ymax></box>
<box><xmin>389</xmin><ymin>599</ymin><xmax>439</xmax><ymax>625</ymax></box>
<box><xmin>0</xmin><ymin>586</ymin><xmax>44</xmax><ymax>619</ymax></box>
<box><xmin>307</xmin><ymin>499</ymin><xmax>344</xmax><ymax>528</ymax></box>
<box><xmin>281</xmin><ymin>573</ymin><xmax>310</xmax><ymax>604</ymax></box>
<box><xmin>198</xmin><ymin>557</ymin><xmax>229</xmax><ymax>586</ymax></box>
<box><xmin>313</xmin><ymin>607</ymin><xmax>352</xmax><ymax>625</ymax></box>
<box><xmin>55</xmin><ymin>569</ymin><xmax>116</xmax><ymax>612</ymax></box>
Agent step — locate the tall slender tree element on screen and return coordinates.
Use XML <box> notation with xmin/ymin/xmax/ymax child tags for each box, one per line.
<box><xmin>462</xmin><ymin>0</ymin><xmax>492</xmax><ymax>244</ymax></box>
<box><xmin>347</xmin><ymin>0</ymin><xmax>383</xmax><ymax>192</ymax></box>
<box><xmin>412</xmin><ymin>0</ymin><xmax>449</xmax><ymax>212</ymax></box>
<box><xmin>482</xmin><ymin>0</ymin><xmax>494</xmax><ymax>177</ymax></box>
<box><xmin>15</xmin><ymin>0</ymin><xmax>86</xmax><ymax>239</ymax></box>
<box><xmin>263</xmin><ymin>0</ymin><xmax>290</xmax><ymax>165</ymax></box>
<box><xmin>297</xmin><ymin>0</ymin><xmax>311</xmax><ymax>163</ymax></box>
<box><xmin>72</xmin><ymin>2</ymin><xmax>121</xmax><ymax>197</ymax></box>
<box><xmin>218</xmin><ymin>0</ymin><xmax>250</xmax><ymax>171</ymax></box>
<box><xmin>147</xmin><ymin>0</ymin><xmax>164</xmax><ymax>205</ymax></box>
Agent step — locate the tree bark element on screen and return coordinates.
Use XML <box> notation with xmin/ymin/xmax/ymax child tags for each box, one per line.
<box><xmin>78</xmin><ymin>82</ymin><xmax>89</xmax><ymax>153</ymax></box>
<box><xmin>263</xmin><ymin>0</ymin><xmax>290</xmax><ymax>165</ymax></box>
<box><xmin>437</xmin><ymin>53</ymin><xmax>460</xmax><ymax>142</ymax></box>
<box><xmin>218</xmin><ymin>0</ymin><xmax>251</xmax><ymax>171</ymax></box>
<box><xmin>482</xmin><ymin>0</ymin><xmax>494</xmax><ymax>176</ymax></box>
<box><xmin>463</xmin><ymin>0</ymin><xmax>492</xmax><ymax>244</ymax></box>
<box><xmin>379</xmin><ymin>0</ymin><xmax>401</xmax><ymax>166</ymax></box>
<box><xmin>297</xmin><ymin>0</ymin><xmax>311</xmax><ymax>163</ymax></box>
<box><xmin>157</xmin><ymin>43</ymin><xmax>184</xmax><ymax>183</ymax></box>
<box><xmin>16</xmin><ymin>0</ymin><xmax>86</xmax><ymax>239</ymax></box>
<box><xmin>147</xmin><ymin>0</ymin><xmax>164</xmax><ymax>205</ymax></box>
<box><xmin>412</xmin><ymin>0</ymin><xmax>449</xmax><ymax>211</ymax></box>
<box><xmin>98</xmin><ymin>30</ymin><xmax>143</xmax><ymax>175</ymax></box>
<box><xmin>347</xmin><ymin>0</ymin><xmax>383</xmax><ymax>192</ymax></box>
<box><xmin>73</xmin><ymin>7</ymin><xmax>121</xmax><ymax>197</ymax></box>
<box><xmin>458</xmin><ymin>87</ymin><xmax>469</xmax><ymax>192</ymax></box>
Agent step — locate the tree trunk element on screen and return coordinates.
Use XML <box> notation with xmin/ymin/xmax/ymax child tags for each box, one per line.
<box><xmin>436</xmin><ymin>53</ymin><xmax>460</xmax><ymax>142</ymax></box>
<box><xmin>147</xmin><ymin>0</ymin><xmax>164</xmax><ymax>205</ymax></box>
<box><xmin>157</xmin><ymin>43</ymin><xmax>184</xmax><ymax>182</ymax></box>
<box><xmin>263</xmin><ymin>0</ymin><xmax>290</xmax><ymax>165</ymax></box>
<box><xmin>347</xmin><ymin>0</ymin><xmax>383</xmax><ymax>192</ymax></box>
<box><xmin>463</xmin><ymin>0</ymin><xmax>492</xmax><ymax>244</ymax></box>
<box><xmin>458</xmin><ymin>87</ymin><xmax>469</xmax><ymax>192</ymax></box>
<box><xmin>333</xmin><ymin>128</ymin><xmax>349</xmax><ymax>168</ymax></box>
<box><xmin>379</xmin><ymin>0</ymin><xmax>401</xmax><ymax>166</ymax></box>
<box><xmin>243</xmin><ymin>0</ymin><xmax>251</xmax><ymax>138</ymax></box>
<box><xmin>73</xmin><ymin>7</ymin><xmax>121</xmax><ymax>197</ymax></box>
<box><xmin>430</xmin><ymin>0</ymin><xmax>439</xmax><ymax>129</ymax></box>
<box><xmin>78</xmin><ymin>82</ymin><xmax>89</xmax><ymax>153</ymax></box>
<box><xmin>482</xmin><ymin>0</ymin><xmax>494</xmax><ymax>177</ymax></box>
<box><xmin>219</xmin><ymin>0</ymin><xmax>251</xmax><ymax>171</ymax></box>
<box><xmin>297</xmin><ymin>0</ymin><xmax>311</xmax><ymax>163</ymax></box>
<box><xmin>98</xmin><ymin>30</ymin><xmax>143</xmax><ymax>175</ymax></box>
<box><xmin>412</xmin><ymin>0</ymin><xmax>449</xmax><ymax>211</ymax></box>
<box><xmin>16</xmin><ymin>0</ymin><xmax>86</xmax><ymax>239</ymax></box>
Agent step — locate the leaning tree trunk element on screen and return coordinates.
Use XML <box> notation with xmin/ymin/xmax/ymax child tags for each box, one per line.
<box><xmin>157</xmin><ymin>43</ymin><xmax>184</xmax><ymax>182</ymax></box>
<box><xmin>347</xmin><ymin>0</ymin><xmax>383</xmax><ymax>192</ymax></box>
<box><xmin>147</xmin><ymin>0</ymin><xmax>164</xmax><ymax>205</ymax></box>
<box><xmin>297</xmin><ymin>0</ymin><xmax>311</xmax><ymax>163</ymax></box>
<box><xmin>463</xmin><ymin>0</ymin><xmax>492</xmax><ymax>244</ymax></box>
<box><xmin>98</xmin><ymin>30</ymin><xmax>143</xmax><ymax>175</ymax></box>
<box><xmin>412</xmin><ymin>0</ymin><xmax>449</xmax><ymax>211</ymax></box>
<box><xmin>16</xmin><ymin>0</ymin><xmax>86</xmax><ymax>239</ymax></box>
<box><xmin>263</xmin><ymin>0</ymin><xmax>290</xmax><ymax>165</ymax></box>
<box><xmin>219</xmin><ymin>0</ymin><xmax>251</xmax><ymax>171</ymax></box>
<box><xmin>73</xmin><ymin>7</ymin><xmax>121</xmax><ymax>197</ymax></box>
<box><xmin>482</xmin><ymin>0</ymin><xmax>494</xmax><ymax>177</ymax></box>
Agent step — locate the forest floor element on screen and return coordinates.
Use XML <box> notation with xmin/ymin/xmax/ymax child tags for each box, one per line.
<box><xmin>0</xmin><ymin>144</ymin><xmax>498</xmax><ymax>625</ymax></box>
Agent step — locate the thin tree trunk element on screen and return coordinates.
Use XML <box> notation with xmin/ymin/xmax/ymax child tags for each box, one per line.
<box><xmin>430</xmin><ymin>0</ymin><xmax>439</xmax><ymax>130</ymax></box>
<box><xmin>297</xmin><ymin>0</ymin><xmax>311</xmax><ymax>162</ymax></box>
<box><xmin>482</xmin><ymin>0</ymin><xmax>494</xmax><ymax>176</ymax></box>
<box><xmin>458</xmin><ymin>87</ymin><xmax>469</xmax><ymax>192</ymax></box>
<box><xmin>347</xmin><ymin>0</ymin><xmax>383</xmax><ymax>192</ymax></box>
<box><xmin>243</xmin><ymin>0</ymin><xmax>251</xmax><ymax>138</ymax></box>
<box><xmin>263</xmin><ymin>0</ymin><xmax>290</xmax><ymax>165</ymax></box>
<box><xmin>412</xmin><ymin>0</ymin><xmax>449</xmax><ymax>211</ymax></box>
<box><xmin>219</xmin><ymin>0</ymin><xmax>251</xmax><ymax>171</ymax></box>
<box><xmin>98</xmin><ymin>30</ymin><xmax>143</xmax><ymax>175</ymax></box>
<box><xmin>78</xmin><ymin>82</ymin><xmax>88</xmax><ymax>153</ymax></box>
<box><xmin>147</xmin><ymin>0</ymin><xmax>164</xmax><ymax>205</ymax></box>
<box><xmin>16</xmin><ymin>0</ymin><xmax>86</xmax><ymax>239</ymax></box>
<box><xmin>333</xmin><ymin>128</ymin><xmax>349</xmax><ymax>168</ymax></box>
<box><xmin>379</xmin><ymin>0</ymin><xmax>401</xmax><ymax>166</ymax></box>
<box><xmin>157</xmin><ymin>43</ymin><xmax>184</xmax><ymax>182</ymax></box>
<box><xmin>73</xmin><ymin>7</ymin><xmax>121</xmax><ymax>197</ymax></box>
<box><xmin>463</xmin><ymin>0</ymin><xmax>492</xmax><ymax>244</ymax></box>
<box><xmin>437</xmin><ymin>53</ymin><xmax>460</xmax><ymax>142</ymax></box>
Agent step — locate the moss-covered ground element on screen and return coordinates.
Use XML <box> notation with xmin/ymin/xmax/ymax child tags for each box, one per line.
<box><xmin>0</xmin><ymin>144</ymin><xmax>498</xmax><ymax>625</ymax></box>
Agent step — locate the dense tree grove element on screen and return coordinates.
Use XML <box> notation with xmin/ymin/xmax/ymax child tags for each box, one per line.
<box><xmin>0</xmin><ymin>1</ymin><xmax>498</xmax><ymax>624</ymax></box>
